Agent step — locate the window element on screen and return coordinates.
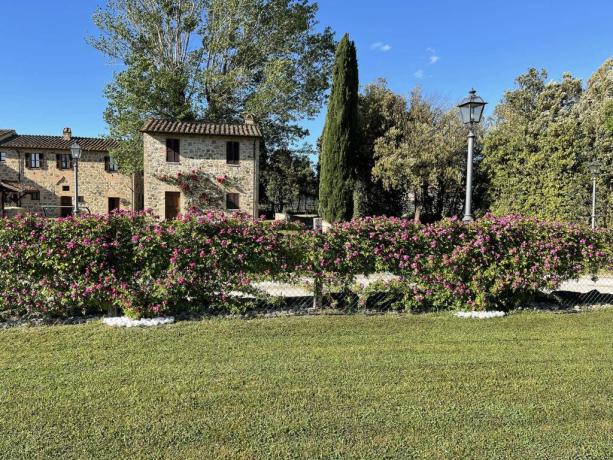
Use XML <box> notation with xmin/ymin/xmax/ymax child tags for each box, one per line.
<box><xmin>226</xmin><ymin>141</ymin><xmax>240</xmax><ymax>165</ymax></box>
<box><xmin>165</xmin><ymin>192</ymin><xmax>180</xmax><ymax>220</ymax></box>
<box><xmin>104</xmin><ymin>156</ymin><xmax>119</xmax><ymax>172</ymax></box>
<box><xmin>60</xmin><ymin>196</ymin><xmax>72</xmax><ymax>217</ymax></box>
<box><xmin>56</xmin><ymin>153</ymin><xmax>72</xmax><ymax>170</ymax></box>
<box><xmin>0</xmin><ymin>152</ymin><xmax>6</xmax><ymax>161</ymax></box>
<box><xmin>166</xmin><ymin>139</ymin><xmax>180</xmax><ymax>163</ymax></box>
<box><xmin>62</xmin><ymin>185</ymin><xmax>70</xmax><ymax>192</ymax></box>
<box><xmin>26</xmin><ymin>153</ymin><xmax>43</xmax><ymax>169</ymax></box>
<box><xmin>226</xmin><ymin>193</ymin><xmax>240</xmax><ymax>210</ymax></box>
<box><xmin>30</xmin><ymin>191</ymin><xmax>40</xmax><ymax>201</ymax></box>
<box><xmin>78</xmin><ymin>196</ymin><xmax>85</xmax><ymax>203</ymax></box>
<box><xmin>108</xmin><ymin>197</ymin><xmax>120</xmax><ymax>212</ymax></box>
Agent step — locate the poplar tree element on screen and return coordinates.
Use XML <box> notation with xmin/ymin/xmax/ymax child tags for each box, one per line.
<box><xmin>318</xmin><ymin>34</ymin><xmax>359</xmax><ymax>222</ymax></box>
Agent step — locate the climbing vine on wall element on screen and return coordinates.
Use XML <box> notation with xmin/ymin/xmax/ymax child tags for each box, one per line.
<box><xmin>155</xmin><ymin>169</ymin><xmax>242</xmax><ymax>210</ymax></box>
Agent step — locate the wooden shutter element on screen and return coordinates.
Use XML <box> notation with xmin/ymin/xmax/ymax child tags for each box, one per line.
<box><xmin>226</xmin><ymin>142</ymin><xmax>239</xmax><ymax>164</ymax></box>
<box><xmin>40</xmin><ymin>153</ymin><xmax>44</xmax><ymax>167</ymax></box>
<box><xmin>173</xmin><ymin>139</ymin><xmax>180</xmax><ymax>162</ymax></box>
<box><xmin>166</xmin><ymin>139</ymin><xmax>180</xmax><ymax>162</ymax></box>
<box><xmin>165</xmin><ymin>192</ymin><xmax>180</xmax><ymax>220</ymax></box>
<box><xmin>56</xmin><ymin>154</ymin><xmax>61</xmax><ymax>169</ymax></box>
<box><xmin>25</xmin><ymin>153</ymin><xmax>31</xmax><ymax>168</ymax></box>
<box><xmin>104</xmin><ymin>156</ymin><xmax>110</xmax><ymax>172</ymax></box>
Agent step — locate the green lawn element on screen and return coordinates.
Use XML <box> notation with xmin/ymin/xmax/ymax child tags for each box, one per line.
<box><xmin>1</xmin><ymin>311</ymin><xmax>612</xmax><ymax>459</ymax></box>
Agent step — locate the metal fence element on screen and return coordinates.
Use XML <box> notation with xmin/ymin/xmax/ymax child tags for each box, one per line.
<box><xmin>242</xmin><ymin>272</ymin><xmax>613</xmax><ymax>313</ymax></box>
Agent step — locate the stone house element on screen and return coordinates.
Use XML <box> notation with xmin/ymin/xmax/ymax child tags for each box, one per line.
<box><xmin>141</xmin><ymin>118</ymin><xmax>262</xmax><ymax>219</ymax></box>
<box><xmin>0</xmin><ymin>128</ymin><xmax>142</xmax><ymax>217</ymax></box>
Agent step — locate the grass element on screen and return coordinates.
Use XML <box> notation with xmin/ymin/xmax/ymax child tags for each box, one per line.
<box><xmin>1</xmin><ymin>311</ymin><xmax>612</xmax><ymax>459</ymax></box>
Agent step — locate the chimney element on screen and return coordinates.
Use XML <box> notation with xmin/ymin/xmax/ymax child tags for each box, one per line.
<box><xmin>242</xmin><ymin>113</ymin><xmax>255</xmax><ymax>125</ymax></box>
<box><xmin>63</xmin><ymin>127</ymin><xmax>72</xmax><ymax>141</ymax></box>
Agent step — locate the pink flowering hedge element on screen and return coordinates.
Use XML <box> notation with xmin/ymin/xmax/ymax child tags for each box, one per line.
<box><xmin>0</xmin><ymin>211</ymin><xmax>296</xmax><ymax>320</ymax></box>
<box><xmin>312</xmin><ymin>215</ymin><xmax>611</xmax><ymax>310</ymax></box>
<box><xmin>0</xmin><ymin>212</ymin><xmax>609</xmax><ymax>320</ymax></box>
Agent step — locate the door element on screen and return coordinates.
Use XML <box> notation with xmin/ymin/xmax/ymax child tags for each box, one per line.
<box><xmin>60</xmin><ymin>196</ymin><xmax>72</xmax><ymax>217</ymax></box>
<box><xmin>165</xmin><ymin>192</ymin><xmax>180</xmax><ymax>220</ymax></box>
<box><xmin>108</xmin><ymin>197</ymin><xmax>120</xmax><ymax>213</ymax></box>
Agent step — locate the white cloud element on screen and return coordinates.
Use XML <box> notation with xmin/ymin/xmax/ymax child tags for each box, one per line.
<box><xmin>371</xmin><ymin>42</ymin><xmax>392</xmax><ymax>52</ymax></box>
<box><xmin>426</xmin><ymin>47</ymin><xmax>440</xmax><ymax>65</ymax></box>
<box><xmin>414</xmin><ymin>69</ymin><xmax>424</xmax><ymax>79</ymax></box>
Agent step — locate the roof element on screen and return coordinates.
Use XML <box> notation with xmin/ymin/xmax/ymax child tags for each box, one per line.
<box><xmin>0</xmin><ymin>134</ymin><xmax>118</xmax><ymax>152</ymax></box>
<box><xmin>141</xmin><ymin>118</ymin><xmax>263</xmax><ymax>138</ymax></box>
<box><xmin>0</xmin><ymin>180</ymin><xmax>38</xmax><ymax>194</ymax></box>
<box><xmin>0</xmin><ymin>129</ymin><xmax>16</xmax><ymax>140</ymax></box>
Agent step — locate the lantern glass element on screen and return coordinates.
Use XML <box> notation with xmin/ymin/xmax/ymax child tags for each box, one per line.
<box><xmin>70</xmin><ymin>142</ymin><xmax>82</xmax><ymax>160</ymax></box>
<box><xmin>589</xmin><ymin>161</ymin><xmax>600</xmax><ymax>176</ymax></box>
<box><xmin>458</xmin><ymin>89</ymin><xmax>487</xmax><ymax>125</ymax></box>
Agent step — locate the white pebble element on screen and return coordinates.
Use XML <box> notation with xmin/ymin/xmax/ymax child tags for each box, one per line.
<box><xmin>455</xmin><ymin>311</ymin><xmax>506</xmax><ymax>319</ymax></box>
<box><xmin>102</xmin><ymin>316</ymin><xmax>175</xmax><ymax>327</ymax></box>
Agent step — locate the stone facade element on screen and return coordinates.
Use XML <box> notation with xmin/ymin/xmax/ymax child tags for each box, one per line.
<box><xmin>143</xmin><ymin>130</ymin><xmax>260</xmax><ymax>218</ymax></box>
<box><xmin>0</xmin><ymin>131</ymin><xmax>142</xmax><ymax>217</ymax></box>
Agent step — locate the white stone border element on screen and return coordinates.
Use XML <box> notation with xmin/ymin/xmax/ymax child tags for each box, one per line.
<box><xmin>102</xmin><ymin>316</ymin><xmax>175</xmax><ymax>328</ymax></box>
<box><xmin>455</xmin><ymin>311</ymin><xmax>506</xmax><ymax>319</ymax></box>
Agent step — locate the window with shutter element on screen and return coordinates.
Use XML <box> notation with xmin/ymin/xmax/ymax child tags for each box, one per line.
<box><xmin>226</xmin><ymin>141</ymin><xmax>240</xmax><ymax>164</ymax></box>
<box><xmin>166</xmin><ymin>139</ymin><xmax>180</xmax><ymax>162</ymax></box>
<box><xmin>26</xmin><ymin>153</ymin><xmax>42</xmax><ymax>169</ymax></box>
<box><xmin>57</xmin><ymin>154</ymin><xmax>71</xmax><ymax>170</ymax></box>
<box><xmin>104</xmin><ymin>156</ymin><xmax>119</xmax><ymax>172</ymax></box>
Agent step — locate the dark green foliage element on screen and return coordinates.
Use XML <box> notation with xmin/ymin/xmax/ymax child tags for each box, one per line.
<box><xmin>354</xmin><ymin>79</ymin><xmax>406</xmax><ymax>217</ymax></box>
<box><xmin>90</xmin><ymin>0</ymin><xmax>336</xmax><ymax>174</ymax></box>
<box><xmin>318</xmin><ymin>34</ymin><xmax>359</xmax><ymax>222</ymax></box>
<box><xmin>261</xmin><ymin>145</ymin><xmax>318</xmax><ymax>213</ymax></box>
<box><xmin>483</xmin><ymin>59</ymin><xmax>613</xmax><ymax>226</ymax></box>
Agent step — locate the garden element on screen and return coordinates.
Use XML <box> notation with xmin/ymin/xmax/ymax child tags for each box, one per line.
<box><xmin>0</xmin><ymin>211</ymin><xmax>611</xmax><ymax>322</ymax></box>
<box><xmin>1</xmin><ymin>211</ymin><xmax>612</xmax><ymax>459</ymax></box>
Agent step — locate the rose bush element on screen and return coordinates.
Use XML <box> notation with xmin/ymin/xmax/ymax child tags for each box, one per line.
<box><xmin>0</xmin><ymin>212</ymin><xmax>609</xmax><ymax>320</ymax></box>
<box><xmin>311</xmin><ymin>215</ymin><xmax>610</xmax><ymax>310</ymax></box>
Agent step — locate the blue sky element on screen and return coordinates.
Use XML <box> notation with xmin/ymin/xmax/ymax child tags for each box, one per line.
<box><xmin>0</xmin><ymin>0</ymin><xmax>611</xmax><ymax>146</ymax></box>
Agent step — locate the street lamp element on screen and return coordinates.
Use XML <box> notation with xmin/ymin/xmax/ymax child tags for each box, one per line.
<box><xmin>70</xmin><ymin>142</ymin><xmax>82</xmax><ymax>215</ymax></box>
<box><xmin>589</xmin><ymin>160</ymin><xmax>600</xmax><ymax>230</ymax></box>
<box><xmin>458</xmin><ymin>89</ymin><xmax>487</xmax><ymax>222</ymax></box>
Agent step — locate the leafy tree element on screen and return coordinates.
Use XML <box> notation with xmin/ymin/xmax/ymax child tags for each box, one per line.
<box><xmin>482</xmin><ymin>69</ymin><xmax>586</xmax><ymax>222</ymax></box>
<box><xmin>90</xmin><ymin>0</ymin><xmax>335</xmax><ymax>173</ymax></box>
<box><xmin>318</xmin><ymin>34</ymin><xmax>359</xmax><ymax>222</ymax></box>
<box><xmin>573</xmin><ymin>58</ymin><xmax>613</xmax><ymax>226</ymax></box>
<box><xmin>354</xmin><ymin>79</ymin><xmax>407</xmax><ymax>217</ymax></box>
<box><xmin>372</xmin><ymin>88</ymin><xmax>476</xmax><ymax>222</ymax></box>
<box><xmin>261</xmin><ymin>145</ymin><xmax>318</xmax><ymax>213</ymax></box>
<box><xmin>606</xmin><ymin>100</ymin><xmax>613</xmax><ymax>132</ymax></box>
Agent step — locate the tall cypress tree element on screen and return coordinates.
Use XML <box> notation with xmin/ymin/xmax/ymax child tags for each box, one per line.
<box><xmin>319</xmin><ymin>34</ymin><xmax>359</xmax><ymax>222</ymax></box>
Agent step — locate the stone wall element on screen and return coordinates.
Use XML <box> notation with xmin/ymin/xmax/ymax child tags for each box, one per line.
<box><xmin>0</xmin><ymin>148</ymin><xmax>139</xmax><ymax>216</ymax></box>
<box><xmin>143</xmin><ymin>133</ymin><xmax>260</xmax><ymax>218</ymax></box>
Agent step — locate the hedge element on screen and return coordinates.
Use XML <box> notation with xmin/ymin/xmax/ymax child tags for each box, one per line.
<box><xmin>0</xmin><ymin>211</ymin><xmax>609</xmax><ymax>320</ymax></box>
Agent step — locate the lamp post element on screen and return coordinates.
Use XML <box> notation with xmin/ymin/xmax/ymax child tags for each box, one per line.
<box><xmin>70</xmin><ymin>142</ymin><xmax>82</xmax><ymax>215</ymax></box>
<box><xmin>589</xmin><ymin>161</ymin><xmax>600</xmax><ymax>230</ymax></box>
<box><xmin>457</xmin><ymin>89</ymin><xmax>487</xmax><ymax>222</ymax></box>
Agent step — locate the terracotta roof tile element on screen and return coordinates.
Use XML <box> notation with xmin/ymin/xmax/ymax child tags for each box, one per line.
<box><xmin>0</xmin><ymin>180</ymin><xmax>38</xmax><ymax>193</ymax></box>
<box><xmin>140</xmin><ymin>118</ymin><xmax>263</xmax><ymax>138</ymax></box>
<box><xmin>0</xmin><ymin>135</ymin><xmax>118</xmax><ymax>152</ymax></box>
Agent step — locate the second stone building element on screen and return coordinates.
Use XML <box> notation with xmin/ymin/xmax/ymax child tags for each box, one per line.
<box><xmin>141</xmin><ymin>118</ymin><xmax>262</xmax><ymax>219</ymax></box>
